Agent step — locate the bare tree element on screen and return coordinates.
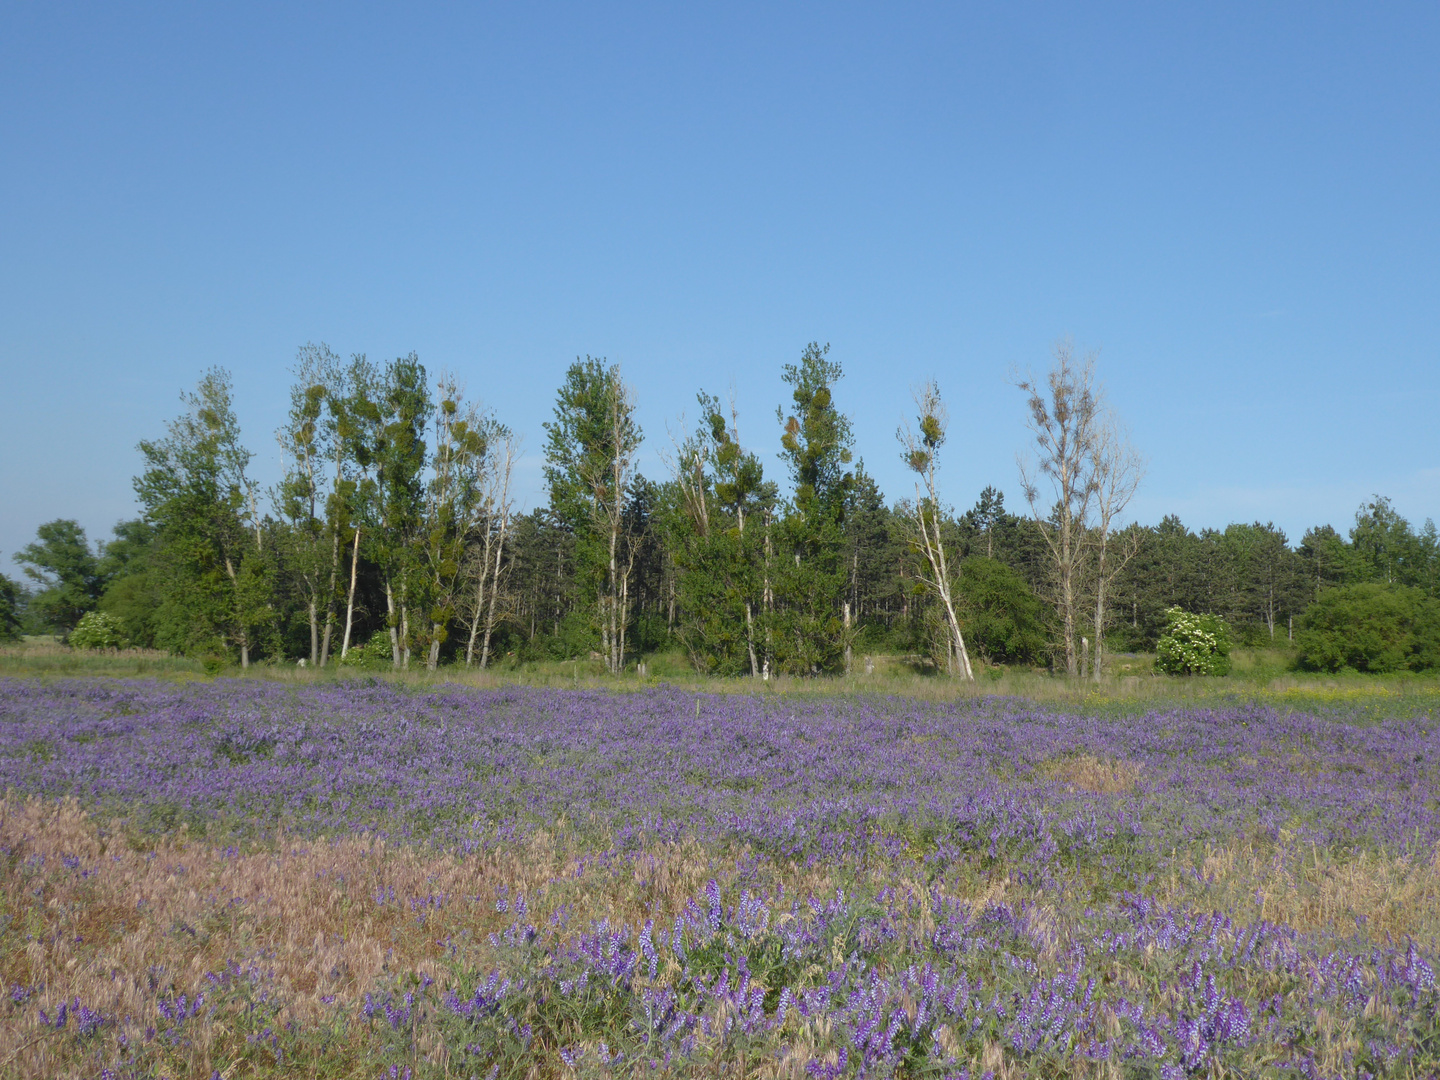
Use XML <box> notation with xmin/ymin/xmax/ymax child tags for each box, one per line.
<box><xmin>898</xmin><ymin>380</ymin><xmax>974</xmax><ymax>680</ymax></box>
<box><xmin>1088</xmin><ymin>413</ymin><xmax>1144</xmax><ymax>682</ymax></box>
<box><xmin>1017</xmin><ymin>340</ymin><xmax>1102</xmax><ymax>677</ymax></box>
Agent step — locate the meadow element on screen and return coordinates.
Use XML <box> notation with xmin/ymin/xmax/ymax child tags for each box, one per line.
<box><xmin>2</xmin><ymin>675</ymin><xmax>1440</xmax><ymax>1078</ymax></box>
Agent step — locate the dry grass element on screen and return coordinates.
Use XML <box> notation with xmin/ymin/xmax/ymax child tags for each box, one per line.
<box><xmin>0</xmin><ymin>796</ymin><xmax>966</xmax><ymax>1078</ymax></box>
<box><xmin>1038</xmin><ymin>754</ymin><xmax>1145</xmax><ymax>795</ymax></box>
<box><xmin>7</xmin><ymin>788</ymin><xmax>1440</xmax><ymax>1077</ymax></box>
<box><xmin>1157</xmin><ymin>838</ymin><xmax>1440</xmax><ymax>944</ymax></box>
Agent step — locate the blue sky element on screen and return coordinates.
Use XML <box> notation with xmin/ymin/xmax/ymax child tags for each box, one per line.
<box><xmin>3</xmin><ymin>3</ymin><xmax>1437</xmax><ymax>573</ymax></box>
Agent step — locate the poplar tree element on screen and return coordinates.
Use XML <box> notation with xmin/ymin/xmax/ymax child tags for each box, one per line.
<box><xmin>374</xmin><ymin>354</ymin><xmax>431</xmax><ymax>668</ymax></box>
<box><xmin>898</xmin><ymin>380</ymin><xmax>974</xmax><ymax>679</ymax></box>
<box><xmin>773</xmin><ymin>342</ymin><xmax>854</xmax><ymax>674</ymax></box>
<box><xmin>1017</xmin><ymin>340</ymin><xmax>1101</xmax><ymax>677</ymax></box>
<box><xmin>276</xmin><ymin>343</ymin><xmax>341</xmax><ymax>665</ymax></box>
<box><xmin>135</xmin><ymin>368</ymin><xmax>272</xmax><ymax>665</ymax></box>
<box><xmin>668</xmin><ymin>392</ymin><xmax>774</xmax><ymax>675</ymax></box>
<box><xmin>543</xmin><ymin>357</ymin><xmax>642</xmax><ymax>673</ymax></box>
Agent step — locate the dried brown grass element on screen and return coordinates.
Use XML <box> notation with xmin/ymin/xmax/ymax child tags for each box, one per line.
<box><xmin>1158</xmin><ymin>838</ymin><xmax>1440</xmax><ymax>944</ymax></box>
<box><xmin>1039</xmin><ymin>754</ymin><xmax>1144</xmax><ymax>795</ymax></box>
<box><xmin>0</xmin><ymin>796</ymin><xmax>944</xmax><ymax>1078</ymax></box>
<box><xmin>6</xmin><ymin>791</ymin><xmax>1440</xmax><ymax>1078</ymax></box>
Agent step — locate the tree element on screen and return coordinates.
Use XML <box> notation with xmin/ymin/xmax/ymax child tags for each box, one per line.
<box><xmin>418</xmin><ymin>376</ymin><xmax>501</xmax><ymax>670</ymax></box>
<box><xmin>461</xmin><ymin>427</ymin><xmax>519</xmax><ymax>669</ymax></box>
<box><xmin>1351</xmin><ymin>496</ymin><xmax>1437</xmax><ymax>592</ymax></box>
<box><xmin>772</xmin><ymin>342</ymin><xmax>855</xmax><ymax>674</ymax></box>
<box><xmin>0</xmin><ymin>570</ymin><xmax>23</xmax><ymax>641</ymax></box>
<box><xmin>897</xmin><ymin>380</ymin><xmax>974</xmax><ymax>679</ymax></box>
<box><xmin>1216</xmin><ymin>522</ymin><xmax>1304</xmax><ymax>641</ymax></box>
<box><xmin>276</xmin><ymin>343</ymin><xmax>343</xmax><ymax>666</ymax></box>
<box><xmin>96</xmin><ymin>518</ymin><xmax>159</xmax><ymax>648</ymax></box>
<box><xmin>543</xmin><ymin>358</ymin><xmax>642</xmax><ymax>674</ymax></box>
<box><xmin>135</xmin><ymin>369</ymin><xmax>272</xmax><ymax>665</ymax></box>
<box><xmin>372</xmin><ymin>354</ymin><xmax>432</xmax><ymax>668</ymax></box>
<box><xmin>1297</xmin><ymin>524</ymin><xmax>1358</xmax><ymax>600</ymax></box>
<box><xmin>843</xmin><ymin>466</ymin><xmax>901</xmax><ymax>633</ymax></box>
<box><xmin>1087</xmin><ymin>413</ymin><xmax>1144</xmax><ymax>681</ymax></box>
<box><xmin>333</xmin><ymin>354</ymin><xmax>383</xmax><ymax>662</ymax></box>
<box><xmin>1296</xmin><ymin>583</ymin><xmax>1440</xmax><ymax>673</ymax></box>
<box><xmin>963</xmin><ymin>486</ymin><xmax>1006</xmax><ymax>559</ymax></box>
<box><xmin>667</xmin><ymin>392</ymin><xmax>774</xmax><ymax>675</ymax></box>
<box><xmin>14</xmin><ymin>520</ymin><xmax>104</xmax><ymax>634</ymax></box>
<box><xmin>1016</xmin><ymin>340</ymin><xmax>1102</xmax><ymax>676</ymax></box>
<box><xmin>954</xmin><ymin>557</ymin><xmax>1050</xmax><ymax>665</ymax></box>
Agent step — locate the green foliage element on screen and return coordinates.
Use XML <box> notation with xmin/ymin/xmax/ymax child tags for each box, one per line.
<box><xmin>373</xmin><ymin>354</ymin><xmax>433</xmax><ymax>664</ymax></box>
<box><xmin>0</xmin><ymin>571</ymin><xmax>23</xmax><ymax>641</ymax></box>
<box><xmin>955</xmin><ymin>556</ymin><xmax>1050</xmax><ymax>665</ymax></box>
<box><xmin>1155</xmin><ymin>607</ymin><xmax>1233</xmax><ymax>675</ymax></box>
<box><xmin>338</xmin><ymin>628</ymin><xmax>395</xmax><ymax>668</ymax></box>
<box><xmin>1350</xmin><ymin>496</ymin><xmax>1439</xmax><ymax>594</ymax></box>
<box><xmin>68</xmin><ymin>610</ymin><xmax>127</xmax><ymax>649</ymax></box>
<box><xmin>135</xmin><ymin>368</ymin><xmax>273</xmax><ymax>661</ymax></box>
<box><xmin>14</xmin><ymin>519</ymin><xmax>104</xmax><ymax>632</ymax></box>
<box><xmin>777</xmin><ymin>342</ymin><xmax>853</xmax><ymax>520</ymax></box>
<box><xmin>541</xmin><ymin>356</ymin><xmax>642</xmax><ymax>667</ymax></box>
<box><xmin>1296</xmin><ymin>582</ymin><xmax>1440</xmax><ymax>673</ymax></box>
<box><xmin>772</xmin><ymin>343</ymin><xmax>855</xmax><ymax>674</ymax></box>
<box><xmin>667</xmin><ymin>392</ymin><xmax>774</xmax><ymax>675</ymax></box>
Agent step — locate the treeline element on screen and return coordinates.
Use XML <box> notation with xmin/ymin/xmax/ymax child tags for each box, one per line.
<box><xmin>4</xmin><ymin>341</ymin><xmax>1438</xmax><ymax>676</ymax></box>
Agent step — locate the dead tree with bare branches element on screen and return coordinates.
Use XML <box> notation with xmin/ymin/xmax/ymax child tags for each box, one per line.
<box><xmin>1017</xmin><ymin>340</ymin><xmax>1102</xmax><ymax>677</ymax></box>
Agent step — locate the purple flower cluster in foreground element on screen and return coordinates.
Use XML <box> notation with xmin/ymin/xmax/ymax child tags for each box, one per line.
<box><xmin>410</xmin><ymin>872</ymin><xmax>1440</xmax><ymax>1078</ymax></box>
<box><xmin>1</xmin><ymin>678</ymin><xmax>1437</xmax><ymax>866</ymax></box>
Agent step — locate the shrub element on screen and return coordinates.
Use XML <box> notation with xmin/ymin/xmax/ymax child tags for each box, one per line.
<box><xmin>1296</xmin><ymin>583</ymin><xmax>1440</xmax><ymax>673</ymax></box>
<box><xmin>67</xmin><ymin>611</ymin><xmax>126</xmax><ymax>650</ymax></box>
<box><xmin>339</xmin><ymin>628</ymin><xmax>396</xmax><ymax>668</ymax></box>
<box><xmin>955</xmin><ymin>556</ymin><xmax>1051</xmax><ymax>665</ymax></box>
<box><xmin>1155</xmin><ymin>607</ymin><xmax>1232</xmax><ymax>676</ymax></box>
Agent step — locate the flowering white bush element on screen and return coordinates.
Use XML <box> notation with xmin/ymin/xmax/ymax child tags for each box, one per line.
<box><xmin>1155</xmin><ymin>607</ymin><xmax>1232</xmax><ymax>676</ymax></box>
<box><xmin>67</xmin><ymin>611</ymin><xmax>126</xmax><ymax>650</ymax></box>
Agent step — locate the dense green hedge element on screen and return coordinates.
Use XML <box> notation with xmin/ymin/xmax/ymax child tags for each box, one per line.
<box><xmin>1296</xmin><ymin>582</ymin><xmax>1440</xmax><ymax>673</ymax></box>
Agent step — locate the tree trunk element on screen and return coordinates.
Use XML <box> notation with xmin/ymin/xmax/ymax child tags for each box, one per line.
<box><xmin>745</xmin><ymin>602</ymin><xmax>759</xmax><ymax>678</ymax></box>
<box><xmin>479</xmin><ymin>522</ymin><xmax>505</xmax><ymax>670</ymax></box>
<box><xmin>319</xmin><ymin>526</ymin><xmax>340</xmax><ymax>667</ymax></box>
<box><xmin>340</xmin><ymin>528</ymin><xmax>360</xmax><ymax>659</ymax></box>
<box><xmin>385</xmin><ymin>578</ymin><xmax>401</xmax><ymax>668</ymax></box>
<box><xmin>400</xmin><ymin>602</ymin><xmax>411</xmax><ymax>669</ymax></box>
<box><xmin>1092</xmin><ymin>540</ymin><xmax>1107</xmax><ymax>683</ymax></box>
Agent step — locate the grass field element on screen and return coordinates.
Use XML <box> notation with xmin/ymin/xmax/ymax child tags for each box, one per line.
<box><xmin>2</xmin><ymin>665</ymin><xmax>1440</xmax><ymax>1077</ymax></box>
<box><xmin>5</xmin><ymin>638</ymin><xmax>1439</xmax><ymax>711</ymax></box>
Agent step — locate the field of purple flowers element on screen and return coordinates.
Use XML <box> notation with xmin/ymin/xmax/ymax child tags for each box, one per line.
<box><xmin>2</xmin><ymin>676</ymin><xmax>1440</xmax><ymax>1078</ymax></box>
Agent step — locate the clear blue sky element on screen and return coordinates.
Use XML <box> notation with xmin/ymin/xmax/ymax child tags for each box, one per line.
<box><xmin>3</xmin><ymin>3</ymin><xmax>1437</xmax><ymax>573</ymax></box>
